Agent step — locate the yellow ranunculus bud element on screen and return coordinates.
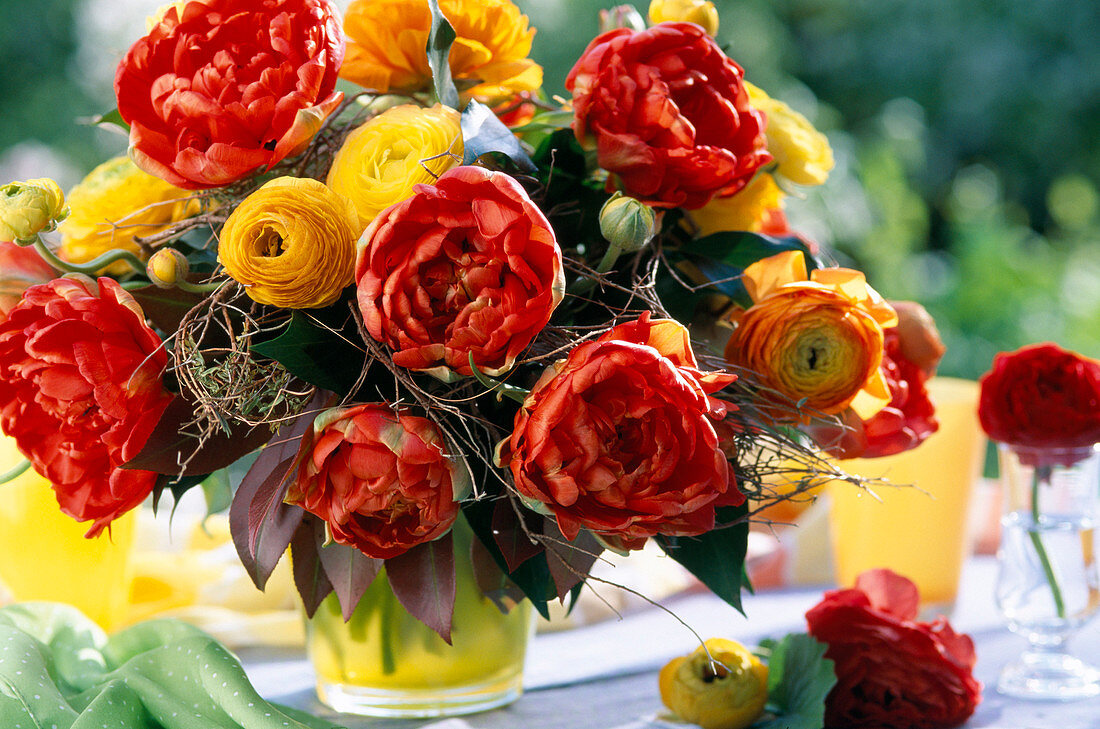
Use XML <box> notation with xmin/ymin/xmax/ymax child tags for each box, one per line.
<box><xmin>659</xmin><ymin>638</ymin><xmax>769</xmax><ymax>729</ymax></box>
<box><xmin>146</xmin><ymin>248</ymin><xmax>190</xmax><ymax>288</ymax></box>
<box><xmin>0</xmin><ymin>178</ymin><xmax>67</xmax><ymax>244</ymax></box>
<box><xmin>59</xmin><ymin>156</ymin><xmax>196</xmax><ymax>274</ymax></box>
<box><xmin>745</xmin><ymin>82</ymin><xmax>835</xmax><ymax>187</ymax></box>
<box><xmin>218</xmin><ymin>177</ymin><xmax>360</xmax><ymax>309</ymax></box>
<box><xmin>326</xmin><ymin>104</ymin><xmax>463</xmax><ymax>229</ymax></box>
<box><xmin>600</xmin><ymin>192</ymin><xmax>657</xmax><ymax>254</ymax></box>
<box><xmin>649</xmin><ymin>0</ymin><xmax>719</xmax><ymax>37</ymax></box>
<box><xmin>688</xmin><ymin>174</ymin><xmax>785</xmax><ymax>237</ymax></box>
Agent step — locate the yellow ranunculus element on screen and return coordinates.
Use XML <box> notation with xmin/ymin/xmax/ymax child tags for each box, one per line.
<box><xmin>659</xmin><ymin>638</ymin><xmax>769</xmax><ymax>729</ymax></box>
<box><xmin>326</xmin><ymin>104</ymin><xmax>463</xmax><ymax>228</ymax></box>
<box><xmin>746</xmin><ymin>82</ymin><xmax>834</xmax><ymax>187</ymax></box>
<box><xmin>688</xmin><ymin>174</ymin><xmax>785</xmax><ymax>237</ymax></box>
<box><xmin>726</xmin><ymin>250</ymin><xmax>897</xmax><ymax>418</ymax></box>
<box><xmin>59</xmin><ymin>156</ymin><xmax>195</xmax><ymax>274</ymax></box>
<box><xmin>340</xmin><ymin>0</ymin><xmax>542</xmax><ymax>101</ymax></box>
<box><xmin>218</xmin><ymin>177</ymin><xmax>360</xmax><ymax>309</ymax></box>
<box><xmin>649</xmin><ymin>0</ymin><xmax>720</xmax><ymax>37</ymax></box>
<box><xmin>0</xmin><ymin>178</ymin><xmax>66</xmax><ymax>243</ymax></box>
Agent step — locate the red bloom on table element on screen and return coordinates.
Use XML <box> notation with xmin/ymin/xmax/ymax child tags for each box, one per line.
<box><xmin>978</xmin><ymin>343</ymin><xmax>1100</xmax><ymax>461</ymax></box>
<box><xmin>356</xmin><ymin>165</ymin><xmax>565</xmax><ymax>380</ymax></box>
<box><xmin>501</xmin><ymin>312</ymin><xmax>743</xmax><ymax>548</ymax></box>
<box><xmin>286</xmin><ymin>404</ymin><xmax>467</xmax><ymax>559</ymax></box>
<box><xmin>0</xmin><ymin>240</ymin><xmax>55</xmax><ymax>321</ymax></box>
<box><xmin>115</xmin><ymin>0</ymin><xmax>345</xmax><ymax>189</ymax></box>
<box><xmin>566</xmin><ymin>22</ymin><xmax>770</xmax><ymax>210</ymax></box>
<box><xmin>0</xmin><ymin>277</ymin><xmax>172</xmax><ymax>536</ymax></box>
<box><xmin>806</xmin><ymin>569</ymin><xmax>982</xmax><ymax>729</ymax></box>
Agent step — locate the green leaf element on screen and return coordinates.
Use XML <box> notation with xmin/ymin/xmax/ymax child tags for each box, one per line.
<box><xmin>200</xmin><ymin>468</ymin><xmax>232</xmax><ymax>517</ymax></box>
<box><xmin>681</xmin><ymin>231</ymin><xmax>821</xmax><ymax>271</ymax></box>
<box><xmin>755</xmin><ymin>633</ymin><xmax>836</xmax><ymax>729</ymax></box>
<box><xmin>460</xmin><ymin>100</ymin><xmax>538</xmax><ymax>173</ymax></box>
<box><xmin>251</xmin><ymin>310</ymin><xmax>366</xmax><ymax>395</ymax></box>
<box><xmin>655</xmin><ymin>504</ymin><xmax>750</xmax><ymax>613</ymax></box>
<box><xmin>425</xmin><ymin>0</ymin><xmax>460</xmax><ymax>110</ymax></box>
<box><xmin>79</xmin><ymin>108</ymin><xmax>130</xmax><ymax>137</ymax></box>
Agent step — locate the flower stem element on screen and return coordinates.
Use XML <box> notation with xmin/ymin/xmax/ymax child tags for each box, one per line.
<box><xmin>1029</xmin><ymin>466</ymin><xmax>1066</xmax><ymax>619</ymax></box>
<box><xmin>380</xmin><ymin>579</ymin><xmax>397</xmax><ymax>676</ymax></box>
<box><xmin>33</xmin><ymin>235</ymin><xmax>146</xmax><ymax>276</ymax></box>
<box><xmin>0</xmin><ymin>459</ymin><xmax>31</xmax><ymax>485</ymax></box>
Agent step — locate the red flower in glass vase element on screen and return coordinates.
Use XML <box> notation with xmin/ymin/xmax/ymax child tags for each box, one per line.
<box><xmin>500</xmin><ymin>313</ymin><xmax>744</xmax><ymax>548</ymax></box>
<box><xmin>356</xmin><ymin>165</ymin><xmax>565</xmax><ymax>380</ymax></box>
<box><xmin>0</xmin><ymin>277</ymin><xmax>172</xmax><ymax>536</ymax></box>
<box><xmin>978</xmin><ymin>343</ymin><xmax>1100</xmax><ymax>460</ymax></box>
<box><xmin>115</xmin><ymin>0</ymin><xmax>345</xmax><ymax>189</ymax></box>
<box><xmin>806</xmin><ymin>569</ymin><xmax>982</xmax><ymax>729</ymax></box>
<box><xmin>286</xmin><ymin>404</ymin><xmax>468</xmax><ymax>559</ymax></box>
<box><xmin>566</xmin><ymin>22</ymin><xmax>770</xmax><ymax>209</ymax></box>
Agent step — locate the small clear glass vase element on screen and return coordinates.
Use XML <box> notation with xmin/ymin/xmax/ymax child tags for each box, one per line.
<box><xmin>994</xmin><ymin>443</ymin><xmax>1100</xmax><ymax>700</ymax></box>
<box><xmin>304</xmin><ymin>517</ymin><xmax>533</xmax><ymax>718</ymax></box>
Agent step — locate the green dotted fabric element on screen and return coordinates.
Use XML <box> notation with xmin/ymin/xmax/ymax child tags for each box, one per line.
<box><xmin>0</xmin><ymin>603</ymin><xmax>343</xmax><ymax>729</ymax></box>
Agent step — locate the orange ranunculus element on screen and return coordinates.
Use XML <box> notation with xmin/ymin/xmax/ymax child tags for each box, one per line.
<box><xmin>115</xmin><ymin>0</ymin><xmax>345</xmax><ymax>189</ymax></box>
<box><xmin>218</xmin><ymin>177</ymin><xmax>360</xmax><ymax>309</ymax></box>
<box><xmin>502</xmin><ymin>312</ymin><xmax>743</xmax><ymax>547</ymax></box>
<box><xmin>725</xmin><ymin>250</ymin><xmax>897</xmax><ymax>418</ymax></box>
<box><xmin>340</xmin><ymin>0</ymin><xmax>542</xmax><ymax>101</ymax></box>
<box><xmin>286</xmin><ymin>403</ymin><xmax>467</xmax><ymax>559</ymax></box>
<box><xmin>0</xmin><ymin>276</ymin><xmax>172</xmax><ymax>536</ymax></box>
<box><xmin>326</xmin><ymin>104</ymin><xmax>463</xmax><ymax>229</ymax></box>
<box><xmin>356</xmin><ymin>165</ymin><xmax>564</xmax><ymax>380</ymax></box>
<box><xmin>566</xmin><ymin>23</ymin><xmax>769</xmax><ymax>210</ymax></box>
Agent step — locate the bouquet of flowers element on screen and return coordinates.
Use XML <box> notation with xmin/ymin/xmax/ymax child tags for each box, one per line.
<box><xmin>0</xmin><ymin>0</ymin><xmax>943</xmax><ymax>642</ymax></box>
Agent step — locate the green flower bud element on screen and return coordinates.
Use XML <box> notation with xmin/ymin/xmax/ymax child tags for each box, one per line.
<box><xmin>0</xmin><ymin>178</ymin><xmax>67</xmax><ymax>244</ymax></box>
<box><xmin>598</xmin><ymin>5</ymin><xmax>647</xmax><ymax>33</ymax></box>
<box><xmin>599</xmin><ymin>192</ymin><xmax>657</xmax><ymax>254</ymax></box>
<box><xmin>146</xmin><ymin>248</ymin><xmax>191</xmax><ymax>288</ymax></box>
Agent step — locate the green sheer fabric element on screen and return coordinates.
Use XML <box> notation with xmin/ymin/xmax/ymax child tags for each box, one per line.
<box><xmin>0</xmin><ymin>603</ymin><xmax>341</xmax><ymax>729</ymax></box>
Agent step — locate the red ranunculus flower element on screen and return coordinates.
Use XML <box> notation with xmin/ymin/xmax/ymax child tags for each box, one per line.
<box><xmin>978</xmin><ymin>343</ymin><xmax>1100</xmax><ymax>455</ymax></box>
<box><xmin>806</xmin><ymin>569</ymin><xmax>982</xmax><ymax>729</ymax></box>
<box><xmin>565</xmin><ymin>22</ymin><xmax>770</xmax><ymax>209</ymax></box>
<box><xmin>0</xmin><ymin>240</ymin><xmax>54</xmax><ymax>321</ymax></box>
<box><xmin>501</xmin><ymin>312</ymin><xmax>744</xmax><ymax>548</ymax></box>
<box><xmin>0</xmin><ymin>277</ymin><xmax>172</xmax><ymax>536</ymax></box>
<box><xmin>356</xmin><ymin>165</ymin><xmax>565</xmax><ymax>380</ymax></box>
<box><xmin>115</xmin><ymin>0</ymin><xmax>345</xmax><ymax>189</ymax></box>
<box><xmin>286</xmin><ymin>404</ymin><xmax>467</xmax><ymax>559</ymax></box>
<box><xmin>857</xmin><ymin>330</ymin><xmax>938</xmax><ymax>458</ymax></box>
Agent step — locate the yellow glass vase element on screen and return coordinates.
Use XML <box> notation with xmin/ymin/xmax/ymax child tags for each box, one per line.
<box><xmin>304</xmin><ymin>516</ymin><xmax>533</xmax><ymax>717</ymax></box>
<box><xmin>0</xmin><ymin>435</ymin><xmax>137</xmax><ymax>631</ymax></box>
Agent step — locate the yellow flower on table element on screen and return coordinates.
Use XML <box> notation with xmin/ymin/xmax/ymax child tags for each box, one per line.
<box><xmin>340</xmin><ymin>0</ymin><xmax>542</xmax><ymax>101</ymax></box>
<box><xmin>326</xmin><ymin>104</ymin><xmax>463</xmax><ymax>228</ymax></box>
<box><xmin>217</xmin><ymin>177</ymin><xmax>360</xmax><ymax>309</ymax></box>
<box><xmin>59</xmin><ymin>156</ymin><xmax>195</xmax><ymax>274</ymax></box>
<box><xmin>659</xmin><ymin>638</ymin><xmax>768</xmax><ymax>729</ymax></box>
<box><xmin>648</xmin><ymin>0</ymin><xmax>720</xmax><ymax>37</ymax></box>
<box><xmin>0</xmin><ymin>177</ymin><xmax>66</xmax><ymax>243</ymax></box>
<box><xmin>725</xmin><ymin>250</ymin><xmax>897</xmax><ymax>418</ymax></box>
<box><xmin>688</xmin><ymin>174</ymin><xmax>785</xmax><ymax>237</ymax></box>
<box><xmin>745</xmin><ymin>82</ymin><xmax>835</xmax><ymax>187</ymax></box>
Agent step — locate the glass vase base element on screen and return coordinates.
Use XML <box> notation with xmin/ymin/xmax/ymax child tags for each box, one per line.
<box><xmin>997</xmin><ymin>651</ymin><xmax>1100</xmax><ymax>701</ymax></box>
<box><xmin>316</xmin><ymin>674</ymin><xmax>524</xmax><ymax>718</ymax></box>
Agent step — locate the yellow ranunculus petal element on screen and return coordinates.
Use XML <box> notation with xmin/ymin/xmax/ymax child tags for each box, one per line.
<box><xmin>745</xmin><ymin>81</ymin><xmax>834</xmax><ymax>187</ymax></box>
<box><xmin>688</xmin><ymin>174</ymin><xmax>785</xmax><ymax>237</ymax></box>
<box><xmin>741</xmin><ymin>249</ymin><xmax>807</xmax><ymax>302</ymax></box>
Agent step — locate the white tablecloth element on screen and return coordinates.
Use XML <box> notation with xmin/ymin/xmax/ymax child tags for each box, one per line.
<box><xmin>244</xmin><ymin>556</ymin><xmax>1100</xmax><ymax>729</ymax></box>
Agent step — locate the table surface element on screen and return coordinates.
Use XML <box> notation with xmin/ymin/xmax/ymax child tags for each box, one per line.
<box><xmin>243</xmin><ymin>556</ymin><xmax>1100</xmax><ymax>729</ymax></box>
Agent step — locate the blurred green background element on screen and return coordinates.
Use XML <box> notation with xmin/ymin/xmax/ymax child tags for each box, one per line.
<box><xmin>2</xmin><ymin>0</ymin><xmax>1098</xmax><ymax>378</ymax></box>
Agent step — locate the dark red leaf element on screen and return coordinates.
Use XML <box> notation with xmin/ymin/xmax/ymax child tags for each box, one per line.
<box><xmin>124</xmin><ymin>396</ymin><xmax>273</xmax><ymax>475</ymax></box>
<box><xmin>319</xmin><ymin>540</ymin><xmax>383</xmax><ymax>621</ymax></box>
<box><xmin>492</xmin><ymin>498</ymin><xmax>542</xmax><ymax>573</ymax></box>
<box><xmin>290</xmin><ymin>515</ymin><xmax>334</xmax><ymax>617</ymax></box>
<box><xmin>385</xmin><ymin>533</ymin><xmax>456</xmax><ymax>643</ymax></box>
<box><xmin>128</xmin><ymin>283</ymin><xmax>204</xmax><ymax>334</ymax></box>
<box><xmin>470</xmin><ymin>534</ymin><xmax>526</xmax><ymax>613</ymax></box>
<box><xmin>542</xmin><ymin>521</ymin><xmax>603</xmax><ymax>601</ymax></box>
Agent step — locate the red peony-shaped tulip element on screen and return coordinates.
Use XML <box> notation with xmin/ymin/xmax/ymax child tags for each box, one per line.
<box><xmin>0</xmin><ymin>241</ymin><xmax>55</xmax><ymax>321</ymax></box>
<box><xmin>806</xmin><ymin>569</ymin><xmax>982</xmax><ymax>729</ymax></box>
<box><xmin>978</xmin><ymin>343</ymin><xmax>1100</xmax><ymax>459</ymax></box>
<box><xmin>501</xmin><ymin>312</ymin><xmax>744</xmax><ymax>548</ymax></box>
<box><xmin>356</xmin><ymin>165</ymin><xmax>565</xmax><ymax>380</ymax></box>
<box><xmin>115</xmin><ymin>0</ymin><xmax>345</xmax><ymax>189</ymax></box>
<box><xmin>566</xmin><ymin>22</ymin><xmax>770</xmax><ymax>209</ymax></box>
<box><xmin>0</xmin><ymin>277</ymin><xmax>172</xmax><ymax>536</ymax></box>
<box><xmin>286</xmin><ymin>404</ymin><xmax>467</xmax><ymax>559</ymax></box>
